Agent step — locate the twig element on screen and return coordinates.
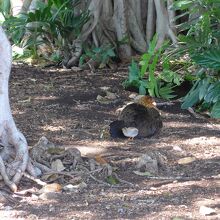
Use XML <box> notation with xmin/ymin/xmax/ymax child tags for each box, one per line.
<box><xmin>113</xmin><ymin>173</ymin><xmax>134</xmax><ymax>186</ymax></box>
<box><xmin>187</xmin><ymin>107</ymin><xmax>206</xmax><ymax>119</ymax></box>
<box><xmin>43</xmin><ymin>170</ymin><xmax>79</xmax><ymax>179</ymax></box>
<box><xmin>89</xmin><ymin>174</ymin><xmax>111</xmax><ymax>186</ymax></box>
<box><xmin>140</xmin><ymin>175</ymin><xmax>220</xmax><ymax>181</ymax></box>
<box><xmin>23</xmin><ymin>172</ymin><xmax>47</xmax><ymax>186</ymax></box>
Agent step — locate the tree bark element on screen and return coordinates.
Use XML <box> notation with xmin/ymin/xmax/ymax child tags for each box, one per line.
<box><xmin>113</xmin><ymin>0</ymin><xmax>132</xmax><ymax>59</ymax></box>
<box><xmin>154</xmin><ymin>0</ymin><xmax>177</xmax><ymax>49</ymax></box>
<box><xmin>146</xmin><ymin>0</ymin><xmax>155</xmax><ymax>43</ymax></box>
<box><xmin>9</xmin><ymin>0</ymin><xmax>179</xmax><ymax>68</ymax></box>
<box><xmin>0</xmin><ymin>26</ymin><xmax>38</xmax><ymax>191</ymax></box>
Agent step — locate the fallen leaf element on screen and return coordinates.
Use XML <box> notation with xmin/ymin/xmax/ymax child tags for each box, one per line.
<box><xmin>96</xmin><ymin>95</ymin><xmax>111</xmax><ymax>104</ymax></box>
<box><xmin>136</xmin><ymin>153</ymin><xmax>159</xmax><ymax>174</ymax></box>
<box><xmin>51</xmin><ymin>159</ymin><xmax>65</xmax><ymax>171</ymax></box>
<box><xmin>106</xmin><ymin>176</ymin><xmax>119</xmax><ymax>185</ymax></box>
<box><xmin>178</xmin><ymin>157</ymin><xmax>196</xmax><ymax>165</ymax></box>
<box><xmin>106</xmin><ymin>91</ymin><xmax>117</xmax><ymax>100</ymax></box>
<box><xmin>47</xmin><ymin>147</ymin><xmax>65</xmax><ymax>155</ymax></box>
<box><xmin>38</xmin><ymin>183</ymin><xmax>62</xmax><ymax>194</ymax></box>
<box><xmin>95</xmin><ymin>155</ymin><xmax>108</xmax><ymax>165</ymax></box>
<box><xmin>41</xmin><ymin>173</ymin><xmax>59</xmax><ymax>182</ymax></box>
<box><xmin>96</xmin><ymin>91</ymin><xmax>117</xmax><ymax>104</ymax></box>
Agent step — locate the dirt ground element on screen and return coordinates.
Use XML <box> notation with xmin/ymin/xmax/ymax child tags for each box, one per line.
<box><xmin>0</xmin><ymin>64</ymin><xmax>219</xmax><ymax>220</ymax></box>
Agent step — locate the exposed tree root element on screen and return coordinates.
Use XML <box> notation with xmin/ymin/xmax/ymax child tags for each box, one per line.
<box><xmin>63</xmin><ymin>0</ymin><xmax>178</xmax><ymax>68</ymax></box>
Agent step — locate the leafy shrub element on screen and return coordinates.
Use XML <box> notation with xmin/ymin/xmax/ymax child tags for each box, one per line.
<box><xmin>172</xmin><ymin>0</ymin><xmax>220</xmax><ymax>118</ymax></box>
<box><xmin>0</xmin><ymin>0</ymin><xmax>10</xmax><ymax>20</ymax></box>
<box><xmin>79</xmin><ymin>45</ymin><xmax>116</xmax><ymax>68</ymax></box>
<box><xmin>181</xmin><ymin>51</ymin><xmax>220</xmax><ymax>118</ymax></box>
<box><xmin>123</xmin><ymin>36</ymin><xmax>183</xmax><ymax>99</ymax></box>
<box><xmin>3</xmin><ymin>0</ymin><xmax>89</xmax><ymax>61</ymax></box>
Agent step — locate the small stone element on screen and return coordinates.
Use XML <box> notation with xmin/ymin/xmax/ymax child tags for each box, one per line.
<box><xmin>31</xmin><ymin>194</ymin><xmax>39</xmax><ymax>200</ymax></box>
<box><xmin>199</xmin><ymin>205</ymin><xmax>216</xmax><ymax>216</ymax></box>
<box><xmin>118</xmin><ymin>207</ymin><xmax>126</xmax><ymax>215</ymax></box>
<box><xmin>49</xmin><ymin>204</ymin><xmax>55</xmax><ymax>212</ymax></box>
<box><xmin>63</xmin><ymin>182</ymin><xmax>87</xmax><ymax>192</ymax></box>
<box><xmin>51</xmin><ymin>159</ymin><xmax>65</xmax><ymax>172</ymax></box>
<box><xmin>100</xmin><ymin>86</ymin><xmax>110</xmax><ymax>91</ymax></box>
<box><xmin>173</xmin><ymin>145</ymin><xmax>183</xmax><ymax>152</ymax></box>
<box><xmin>4</xmin><ymin>206</ymin><xmax>12</xmax><ymax>211</ymax></box>
<box><xmin>136</xmin><ymin>153</ymin><xmax>158</xmax><ymax>174</ymax></box>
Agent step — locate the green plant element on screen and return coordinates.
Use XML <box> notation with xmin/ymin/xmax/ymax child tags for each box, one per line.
<box><xmin>181</xmin><ymin>75</ymin><xmax>220</xmax><ymax>118</ymax></box>
<box><xmin>123</xmin><ymin>35</ymin><xmax>182</xmax><ymax>99</ymax></box>
<box><xmin>79</xmin><ymin>45</ymin><xmax>116</xmax><ymax>68</ymax></box>
<box><xmin>0</xmin><ymin>0</ymin><xmax>10</xmax><ymax>20</ymax></box>
<box><xmin>3</xmin><ymin>0</ymin><xmax>89</xmax><ymax>61</ymax></box>
<box><xmin>172</xmin><ymin>0</ymin><xmax>220</xmax><ymax>117</ymax></box>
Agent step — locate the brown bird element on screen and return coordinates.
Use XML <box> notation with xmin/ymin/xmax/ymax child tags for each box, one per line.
<box><xmin>110</xmin><ymin>96</ymin><xmax>162</xmax><ymax>138</ymax></box>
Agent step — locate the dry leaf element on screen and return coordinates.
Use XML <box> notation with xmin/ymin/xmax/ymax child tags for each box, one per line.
<box><xmin>38</xmin><ymin>183</ymin><xmax>62</xmax><ymax>194</ymax></box>
<box><xmin>178</xmin><ymin>157</ymin><xmax>196</xmax><ymax>165</ymax></box>
<box><xmin>106</xmin><ymin>91</ymin><xmax>117</xmax><ymax>100</ymax></box>
<box><xmin>41</xmin><ymin>173</ymin><xmax>59</xmax><ymax>182</ymax></box>
<box><xmin>95</xmin><ymin>155</ymin><xmax>108</xmax><ymax>165</ymax></box>
<box><xmin>51</xmin><ymin>159</ymin><xmax>65</xmax><ymax>171</ymax></box>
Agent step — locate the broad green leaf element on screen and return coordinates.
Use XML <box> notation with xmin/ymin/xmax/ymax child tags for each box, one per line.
<box><xmin>204</xmin><ymin>82</ymin><xmax>220</xmax><ymax>103</ymax></box>
<box><xmin>199</xmin><ymin>79</ymin><xmax>210</xmax><ymax>100</ymax></box>
<box><xmin>139</xmin><ymin>85</ymin><xmax>146</xmax><ymax>95</ymax></box>
<box><xmin>140</xmin><ymin>53</ymin><xmax>151</xmax><ymax>77</ymax></box>
<box><xmin>148</xmin><ymin>34</ymin><xmax>157</xmax><ymax>55</ymax></box>
<box><xmin>181</xmin><ymin>81</ymin><xmax>200</xmax><ymax>109</ymax></box>
<box><xmin>211</xmin><ymin>101</ymin><xmax>220</xmax><ymax>118</ymax></box>
<box><xmin>160</xmin><ymin>70</ymin><xmax>183</xmax><ymax>86</ymax></box>
<box><xmin>106</xmin><ymin>49</ymin><xmax>115</xmax><ymax>57</ymax></box>
<box><xmin>191</xmin><ymin>49</ymin><xmax>220</xmax><ymax>70</ymax></box>
<box><xmin>172</xmin><ymin>0</ymin><xmax>193</xmax><ymax>10</ymax></box>
<box><xmin>128</xmin><ymin>60</ymin><xmax>140</xmax><ymax>82</ymax></box>
<box><xmin>106</xmin><ymin>176</ymin><xmax>119</xmax><ymax>185</ymax></box>
<box><xmin>181</xmin><ymin>89</ymin><xmax>200</xmax><ymax>109</ymax></box>
<box><xmin>159</xmin><ymin>84</ymin><xmax>176</xmax><ymax>100</ymax></box>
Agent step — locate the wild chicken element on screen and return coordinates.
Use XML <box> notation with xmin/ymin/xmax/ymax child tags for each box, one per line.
<box><xmin>110</xmin><ymin>96</ymin><xmax>162</xmax><ymax>138</ymax></box>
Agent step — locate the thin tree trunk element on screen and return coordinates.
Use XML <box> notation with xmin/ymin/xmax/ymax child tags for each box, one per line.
<box><xmin>0</xmin><ymin>26</ymin><xmax>38</xmax><ymax>191</ymax></box>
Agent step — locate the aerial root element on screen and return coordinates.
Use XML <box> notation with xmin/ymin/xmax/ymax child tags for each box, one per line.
<box><xmin>0</xmin><ymin>155</ymin><xmax>17</xmax><ymax>192</ymax></box>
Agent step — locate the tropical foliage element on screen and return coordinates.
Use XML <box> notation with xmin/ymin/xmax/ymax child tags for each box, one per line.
<box><xmin>123</xmin><ymin>36</ymin><xmax>183</xmax><ymax>100</ymax></box>
<box><xmin>2</xmin><ymin>0</ymin><xmax>89</xmax><ymax>62</ymax></box>
<box><xmin>171</xmin><ymin>0</ymin><xmax>220</xmax><ymax>118</ymax></box>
